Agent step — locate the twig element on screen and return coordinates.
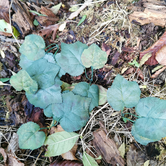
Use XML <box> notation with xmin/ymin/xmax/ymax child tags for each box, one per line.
<box><xmin>68</xmin><ymin>0</ymin><xmax>92</xmax><ymax>19</ymax></box>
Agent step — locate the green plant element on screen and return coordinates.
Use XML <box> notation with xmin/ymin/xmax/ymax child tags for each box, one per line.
<box><xmin>10</xmin><ymin>34</ymin><xmax>166</xmax><ymax>165</ymax></box>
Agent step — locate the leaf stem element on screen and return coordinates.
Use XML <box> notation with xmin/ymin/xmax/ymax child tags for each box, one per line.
<box><xmin>122</xmin><ymin>112</ymin><xmax>140</xmax><ymax>118</ymax></box>
<box><xmin>84</xmin><ymin>66</ymin><xmax>93</xmax><ymax>84</ymax></box>
<box><xmin>46</xmin><ymin>45</ymin><xmax>59</xmax><ymax>53</ymax></box>
<box><xmin>123</xmin><ymin>118</ymin><xmax>135</xmax><ymax>123</ymax></box>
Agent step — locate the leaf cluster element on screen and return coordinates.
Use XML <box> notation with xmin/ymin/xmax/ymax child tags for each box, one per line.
<box><xmin>10</xmin><ymin>34</ymin><xmax>166</xmax><ymax>164</ymax></box>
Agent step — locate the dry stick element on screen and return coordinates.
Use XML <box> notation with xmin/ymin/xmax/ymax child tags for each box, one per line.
<box><xmin>80</xmin><ymin>103</ymin><xmax>109</xmax><ymax>137</ymax></box>
<box><xmin>68</xmin><ymin>0</ymin><xmax>92</xmax><ymax>20</ymax></box>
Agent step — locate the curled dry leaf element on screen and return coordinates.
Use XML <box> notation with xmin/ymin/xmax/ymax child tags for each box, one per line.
<box><xmin>39</xmin><ymin>24</ymin><xmax>59</xmax><ymax>40</ymax></box>
<box><xmin>140</xmin><ymin>31</ymin><xmax>166</xmax><ymax>66</ymax></box>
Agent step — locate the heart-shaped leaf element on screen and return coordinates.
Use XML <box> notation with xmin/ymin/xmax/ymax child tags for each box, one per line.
<box><xmin>44</xmin><ymin>131</ymin><xmax>79</xmax><ymax>157</ymax></box>
<box><xmin>55</xmin><ymin>42</ymin><xmax>88</xmax><ymax>76</ymax></box>
<box><xmin>107</xmin><ymin>74</ymin><xmax>141</xmax><ymax>111</ymax></box>
<box><xmin>98</xmin><ymin>85</ymin><xmax>107</xmax><ymax>105</ymax></box>
<box><xmin>81</xmin><ymin>43</ymin><xmax>107</xmax><ymax>69</ymax></box>
<box><xmin>10</xmin><ymin>70</ymin><xmax>38</xmax><ymax>94</ymax></box>
<box><xmin>17</xmin><ymin>122</ymin><xmax>46</xmax><ymax>150</ymax></box>
<box><xmin>26</xmin><ymin>59</ymin><xmax>60</xmax><ymax>89</ymax></box>
<box><xmin>132</xmin><ymin>97</ymin><xmax>166</xmax><ymax>145</ymax></box>
<box><xmin>26</xmin><ymin>82</ymin><xmax>62</xmax><ymax>109</ymax></box>
<box><xmin>19</xmin><ymin>34</ymin><xmax>45</xmax><ymax>61</ymax></box>
<box><xmin>72</xmin><ymin>82</ymin><xmax>99</xmax><ymax>112</ymax></box>
<box><xmin>44</xmin><ymin>91</ymin><xmax>91</xmax><ymax>132</ymax></box>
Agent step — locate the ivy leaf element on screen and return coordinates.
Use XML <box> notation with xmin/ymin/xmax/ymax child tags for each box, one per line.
<box><xmin>45</xmin><ymin>91</ymin><xmax>91</xmax><ymax>132</ymax></box>
<box><xmin>17</xmin><ymin>122</ymin><xmax>46</xmax><ymax>150</ymax></box>
<box><xmin>81</xmin><ymin>44</ymin><xmax>107</xmax><ymax>69</ymax></box>
<box><xmin>19</xmin><ymin>34</ymin><xmax>45</xmax><ymax>61</ymax></box>
<box><xmin>55</xmin><ymin>42</ymin><xmax>88</xmax><ymax>76</ymax></box>
<box><xmin>98</xmin><ymin>85</ymin><xmax>107</xmax><ymax>105</ymax></box>
<box><xmin>44</xmin><ymin>131</ymin><xmax>79</xmax><ymax>157</ymax></box>
<box><xmin>82</xmin><ymin>152</ymin><xmax>98</xmax><ymax>166</ymax></box>
<box><xmin>26</xmin><ymin>59</ymin><xmax>60</xmax><ymax>89</ymax></box>
<box><xmin>19</xmin><ymin>54</ymin><xmax>34</xmax><ymax>70</ymax></box>
<box><xmin>26</xmin><ymin>83</ymin><xmax>62</xmax><ymax>109</ymax></box>
<box><xmin>107</xmin><ymin>74</ymin><xmax>141</xmax><ymax>111</ymax></box>
<box><xmin>10</xmin><ymin>70</ymin><xmax>38</xmax><ymax>94</ymax></box>
<box><xmin>72</xmin><ymin>82</ymin><xmax>99</xmax><ymax>112</ymax></box>
<box><xmin>132</xmin><ymin>97</ymin><xmax>166</xmax><ymax>145</ymax></box>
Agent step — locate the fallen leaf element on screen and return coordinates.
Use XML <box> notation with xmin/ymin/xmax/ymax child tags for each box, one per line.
<box><xmin>140</xmin><ymin>31</ymin><xmax>166</xmax><ymax>66</ymax></box>
<box><xmin>151</xmin><ymin>66</ymin><xmax>166</xmax><ymax>78</ymax></box>
<box><xmin>0</xmin><ymin>148</ymin><xmax>7</xmax><ymax>164</ymax></box>
<box><xmin>111</xmin><ymin>51</ymin><xmax>120</xmax><ymax>66</ymax></box>
<box><xmin>93</xmin><ymin>128</ymin><xmax>125</xmax><ymax>166</ymax></box>
<box><xmin>39</xmin><ymin>24</ymin><xmax>59</xmax><ymax>40</ymax></box>
<box><xmin>8</xmin><ymin>154</ymin><xmax>24</xmax><ymax>166</ymax></box>
<box><xmin>50</xmin><ymin>3</ymin><xmax>62</xmax><ymax>15</ymax></box>
<box><xmin>127</xmin><ymin>144</ymin><xmax>146</xmax><ymax>166</ymax></box>
<box><xmin>101</xmin><ymin>43</ymin><xmax>111</xmax><ymax>57</ymax></box>
<box><xmin>0</xmin><ymin>0</ymin><xmax>9</xmax><ymax>23</ymax></box>
<box><xmin>59</xmin><ymin>22</ymin><xmax>67</xmax><ymax>31</ymax></box>
<box><xmin>118</xmin><ymin>143</ymin><xmax>125</xmax><ymax>158</ymax></box>
<box><xmin>155</xmin><ymin>45</ymin><xmax>166</xmax><ymax>65</ymax></box>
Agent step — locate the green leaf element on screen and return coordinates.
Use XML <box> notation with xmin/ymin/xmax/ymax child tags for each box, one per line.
<box><xmin>50</xmin><ymin>3</ymin><xmax>62</xmax><ymax>14</ymax></box>
<box><xmin>19</xmin><ymin>34</ymin><xmax>45</xmax><ymax>61</ymax></box>
<box><xmin>132</xmin><ymin>97</ymin><xmax>166</xmax><ymax>145</ymax></box>
<box><xmin>128</xmin><ymin>59</ymin><xmax>139</xmax><ymax>68</ymax></box>
<box><xmin>55</xmin><ymin>42</ymin><xmax>88</xmax><ymax>76</ymax></box>
<box><xmin>61</xmin><ymin>82</ymin><xmax>77</xmax><ymax>91</ymax></box>
<box><xmin>44</xmin><ymin>131</ymin><xmax>79</xmax><ymax>157</ymax></box>
<box><xmin>33</xmin><ymin>19</ymin><xmax>39</xmax><ymax>26</ymax></box>
<box><xmin>107</xmin><ymin>74</ymin><xmax>141</xmax><ymax>111</ymax></box>
<box><xmin>19</xmin><ymin>54</ymin><xmax>34</xmax><ymax>69</ymax></box>
<box><xmin>10</xmin><ymin>70</ymin><xmax>38</xmax><ymax>94</ymax></box>
<box><xmin>17</xmin><ymin>122</ymin><xmax>46</xmax><ymax>150</ymax></box>
<box><xmin>72</xmin><ymin>82</ymin><xmax>99</xmax><ymax>112</ymax></box>
<box><xmin>98</xmin><ymin>85</ymin><xmax>107</xmax><ymax>105</ymax></box>
<box><xmin>26</xmin><ymin>83</ymin><xmax>62</xmax><ymax>109</ymax></box>
<box><xmin>0</xmin><ymin>78</ymin><xmax>10</xmax><ymax>82</ymax></box>
<box><xmin>12</xmin><ymin>26</ymin><xmax>19</xmax><ymax>38</ymax></box>
<box><xmin>26</xmin><ymin>59</ymin><xmax>60</xmax><ymax>89</ymax></box>
<box><xmin>29</xmin><ymin>10</ymin><xmax>47</xmax><ymax>16</ymax></box>
<box><xmin>77</xmin><ymin>15</ymin><xmax>86</xmax><ymax>26</ymax></box>
<box><xmin>82</xmin><ymin>152</ymin><xmax>98</xmax><ymax>166</ymax></box>
<box><xmin>45</xmin><ymin>91</ymin><xmax>91</xmax><ymax>132</ymax></box>
<box><xmin>81</xmin><ymin>44</ymin><xmax>107</xmax><ymax>69</ymax></box>
<box><xmin>0</xmin><ymin>19</ymin><xmax>12</xmax><ymax>33</ymax></box>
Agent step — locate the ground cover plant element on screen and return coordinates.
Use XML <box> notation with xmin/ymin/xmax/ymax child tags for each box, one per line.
<box><xmin>9</xmin><ymin>34</ymin><xmax>166</xmax><ymax>165</ymax></box>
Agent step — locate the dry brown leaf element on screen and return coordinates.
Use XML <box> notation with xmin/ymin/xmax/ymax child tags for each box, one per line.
<box><xmin>151</xmin><ymin>66</ymin><xmax>166</xmax><ymax>78</ymax></box>
<box><xmin>39</xmin><ymin>24</ymin><xmax>59</xmax><ymax>40</ymax></box>
<box><xmin>0</xmin><ymin>148</ymin><xmax>7</xmax><ymax>164</ymax></box>
<box><xmin>155</xmin><ymin>45</ymin><xmax>166</xmax><ymax>65</ymax></box>
<box><xmin>93</xmin><ymin>128</ymin><xmax>125</xmax><ymax>166</ymax></box>
<box><xmin>61</xmin><ymin>144</ymin><xmax>78</xmax><ymax>160</ymax></box>
<box><xmin>0</xmin><ymin>148</ymin><xmax>24</xmax><ymax>166</ymax></box>
<box><xmin>140</xmin><ymin>31</ymin><xmax>166</xmax><ymax>66</ymax></box>
<box><xmin>8</xmin><ymin>154</ymin><xmax>24</xmax><ymax>166</ymax></box>
<box><xmin>36</xmin><ymin>6</ymin><xmax>59</xmax><ymax>27</ymax></box>
<box><xmin>101</xmin><ymin>43</ymin><xmax>111</xmax><ymax>57</ymax></box>
<box><xmin>49</xmin><ymin>159</ymin><xmax>83</xmax><ymax>166</ymax></box>
<box><xmin>0</xmin><ymin>0</ymin><xmax>9</xmax><ymax>23</ymax></box>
